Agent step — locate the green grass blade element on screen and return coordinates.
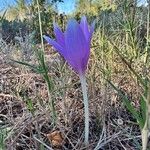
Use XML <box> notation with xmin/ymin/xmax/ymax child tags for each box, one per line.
<box><xmin>107</xmin><ymin>80</ymin><xmax>144</xmax><ymax>128</ymax></box>
<box><xmin>108</xmin><ymin>40</ymin><xmax>146</xmax><ymax>87</ymax></box>
<box><xmin>10</xmin><ymin>59</ymin><xmax>45</xmax><ymax>74</ymax></box>
<box><xmin>140</xmin><ymin>95</ymin><xmax>146</xmax><ymax>128</ymax></box>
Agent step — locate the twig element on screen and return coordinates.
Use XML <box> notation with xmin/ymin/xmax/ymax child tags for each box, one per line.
<box><xmin>94</xmin><ymin>131</ymin><xmax>121</xmax><ymax>150</ymax></box>
<box><xmin>33</xmin><ymin>135</ymin><xmax>54</xmax><ymax>150</ymax></box>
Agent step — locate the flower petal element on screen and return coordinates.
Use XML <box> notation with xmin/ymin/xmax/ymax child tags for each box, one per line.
<box><xmin>53</xmin><ymin>23</ymin><xmax>65</xmax><ymax>47</ymax></box>
<box><xmin>43</xmin><ymin>35</ymin><xmax>64</xmax><ymax>55</ymax></box>
<box><xmin>65</xmin><ymin>19</ymin><xmax>90</xmax><ymax>74</ymax></box>
<box><xmin>80</xmin><ymin>16</ymin><xmax>90</xmax><ymax>42</ymax></box>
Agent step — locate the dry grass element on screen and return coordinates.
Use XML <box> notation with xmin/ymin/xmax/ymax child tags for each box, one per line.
<box><xmin>0</xmin><ymin>38</ymin><xmax>147</xmax><ymax>150</ymax></box>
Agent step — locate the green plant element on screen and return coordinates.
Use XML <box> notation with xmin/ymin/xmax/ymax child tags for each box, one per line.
<box><xmin>107</xmin><ymin>40</ymin><xmax>150</xmax><ymax>150</ymax></box>
<box><xmin>0</xmin><ymin>127</ymin><xmax>11</xmax><ymax>150</ymax></box>
<box><xmin>11</xmin><ymin>0</ymin><xmax>57</xmax><ymax>124</ymax></box>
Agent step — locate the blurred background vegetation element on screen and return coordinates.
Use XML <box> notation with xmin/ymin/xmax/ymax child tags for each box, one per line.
<box><xmin>0</xmin><ymin>0</ymin><xmax>149</xmax><ymax>47</ymax></box>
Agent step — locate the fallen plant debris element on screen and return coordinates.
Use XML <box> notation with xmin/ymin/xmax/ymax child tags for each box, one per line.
<box><xmin>46</xmin><ymin>130</ymin><xmax>64</xmax><ymax>148</ymax></box>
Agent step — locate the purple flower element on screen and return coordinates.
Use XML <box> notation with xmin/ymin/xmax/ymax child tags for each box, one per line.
<box><xmin>43</xmin><ymin>16</ymin><xmax>95</xmax><ymax>75</ymax></box>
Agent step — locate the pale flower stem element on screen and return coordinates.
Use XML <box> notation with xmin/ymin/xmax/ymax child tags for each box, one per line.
<box><xmin>79</xmin><ymin>74</ymin><xmax>89</xmax><ymax>145</ymax></box>
<box><xmin>142</xmin><ymin>82</ymin><xmax>150</xmax><ymax>150</ymax></box>
<box><xmin>142</xmin><ymin>109</ymin><xmax>148</xmax><ymax>150</ymax></box>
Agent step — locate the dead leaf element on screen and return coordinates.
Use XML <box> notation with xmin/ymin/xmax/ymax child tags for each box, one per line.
<box><xmin>47</xmin><ymin>131</ymin><xmax>64</xmax><ymax>147</ymax></box>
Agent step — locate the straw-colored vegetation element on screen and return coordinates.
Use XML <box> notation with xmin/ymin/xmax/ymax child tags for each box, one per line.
<box><xmin>0</xmin><ymin>0</ymin><xmax>150</xmax><ymax>149</ymax></box>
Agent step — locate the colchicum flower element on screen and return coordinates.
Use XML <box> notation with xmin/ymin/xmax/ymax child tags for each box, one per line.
<box><xmin>43</xmin><ymin>16</ymin><xmax>95</xmax><ymax>75</ymax></box>
<box><xmin>44</xmin><ymin>16</ymin><xmax>95</xmax><ymax>145</ymax></box>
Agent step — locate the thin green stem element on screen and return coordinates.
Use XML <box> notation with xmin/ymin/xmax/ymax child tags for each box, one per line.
<box><xmin>79</xmin><ymin>74</ymin><xmax>89</xmax><ymax>145</ymax></box>
<box><xmin>37</xmin><ymin>0</ymin><xmax>44</xmax><ymax>53</ymax></box>
<box><xmin>43</xmin><ymin>74</ymin><xmax>57</xmax><ymax>123</ymax></box>
<box><xmin>36</xmin><ymin>0</ymin><xmax>56</xmax><ymax>123</ymax></box>
<box><xmin>144</xmin><ymin>0</ymin><xmax>150</xmax><ymax>63</ymax></box>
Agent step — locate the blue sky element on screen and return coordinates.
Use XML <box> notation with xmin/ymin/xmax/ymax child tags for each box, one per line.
<box><xmin>0</xmin><ymin>0</ymin><xmax>16</xmax><ymax>9</ymax></box>
<box><xmin>0</xmin><ymin>0</ymin><xmax>148</xmax><ymax>13</ymax></box>
<box><xmin>56</xmin><ymin>0</ymin><xmax>76</xmax><ymax>14</ymax></box>
<box><xmin>138</xmin><ymin>0</ymin><xmax>148</xmax><ymax>6</ymax></box>
<box><xmin>0</xmin><ymin>0</ymin><xmax>76</xmax><ymax>14</ymax></box>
